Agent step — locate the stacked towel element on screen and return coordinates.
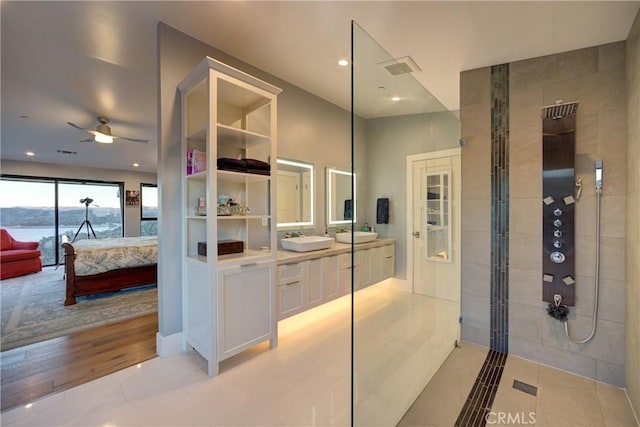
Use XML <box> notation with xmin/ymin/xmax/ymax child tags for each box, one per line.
<box><xmin>217</xmin><ymin>158</ymin><xmax>270</xmax><ymax>175</ymax></box>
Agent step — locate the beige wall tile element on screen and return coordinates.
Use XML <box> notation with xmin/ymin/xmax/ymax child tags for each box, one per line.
<box><xmin>510</xmin><ymin>87</ymin><xmax>543</xmax><ymax>129</ymax></box>
<box><xmin>510</xmin><ymin>124</ymin><xmax>541</xmax><ymax>164</ymax></box>
<box><xmin>460</xmin><ymin>67</ymin><xmax>491</xmax><ymax>107</ymax></box>
<box><xmin>461</xmin><ymin>101</ymin><xmax>490</xmax><ymax>138</ymax></box>
<box><xmin>509</xmin><ymin>303</ymin><xmax>542</xmax><ymax>343</ymax></box>
<box><xmin>462</xmin><ymin>231</ymin><xmax>491</xmax><ymax>267</ymax></box>
<box><xmin>509</xmin><ymin>232</ymin><xmax>541</xmax><ymax>271</ymax></box>
<box><xmin>510</xmin><ymin>160</ymin><xmax>542</xmax><ymax>198</ymax></box>
<box><xmin>462</xmin><ymin>198</ymin><xmax>491</xmax><ymax>232</ymax></box>
<box><xmin>509</xmin><ymin>268</ymin><xmax>541</xmax><ymax>307</ymax></box>
<box><xmin>542</xmin><ymin>72</ymin><xmax>600</xmax><ymax>116</ymax></box>
<box><xmin>462</xmin><ymin>262</ymin><xmax>491</xmax><ymax>297</ymax></box>
<box><xmin>510</xmin><ymin>197</ymin><xmax>541</xmax><ymax>235</ymax></box>
<box><xmin>599</xmin><ymin>41</ymin><xmax>627</xmax><ymax>71</ymax></box>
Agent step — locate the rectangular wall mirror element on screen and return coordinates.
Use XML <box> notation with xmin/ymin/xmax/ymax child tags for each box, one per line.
<box><xmin>326</xmin><ymin>167</ymin><xmax>355</xmax><ymax>226</ymax></box>
<box><xmin>276</xmin><ymin>158</ymin><xmax>314</xmax><ymax>229</ymax></box>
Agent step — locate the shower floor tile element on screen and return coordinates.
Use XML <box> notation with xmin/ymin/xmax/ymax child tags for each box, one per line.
<box><xmin>399</xmin><ymin>345</ymin><xmax>639</xmax><ymax>427</ymax></box>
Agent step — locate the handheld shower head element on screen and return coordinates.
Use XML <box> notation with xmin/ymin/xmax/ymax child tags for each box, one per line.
<box><xmin>595</xmin><ymin>159</ymin><xmax>603</xmax><ymax>191</ymax></box>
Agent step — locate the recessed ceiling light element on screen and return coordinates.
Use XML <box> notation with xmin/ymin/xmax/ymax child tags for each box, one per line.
<box><xmin>25</xmin><ymin>151</ymin><xmax>35</xmax><ymax>156</ymax></box>
<box><xmin>132</xmin><ymin>163</ymin><xmax>139</xmax><ymax>167</ymax></box>
<box><xmin>391</xmin><ymin>96</ymin><xmax>401</xmax><ymax>102</ymax></box>
<box><xmin>338</xmin><ymin>59</ymin><xmax>349</xmax><ymax>67</ymax></box>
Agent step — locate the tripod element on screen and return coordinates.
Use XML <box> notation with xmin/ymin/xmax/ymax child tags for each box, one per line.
<box><xmin>72</xmin><ymin>199</ymin><xmax>97</xmax><ymax>242</ymax></box>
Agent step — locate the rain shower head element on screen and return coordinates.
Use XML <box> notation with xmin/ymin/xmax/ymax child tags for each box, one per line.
<box><xmin>542</xmin><ymin>101</ymin><xmax>579</xmax><ymax>120</ymax></box>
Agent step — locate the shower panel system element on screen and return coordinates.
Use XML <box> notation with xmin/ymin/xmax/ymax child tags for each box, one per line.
<box><xmin>541</xmin><ymin>101</ymin><xmax>579</xmax><ymax>307</ymax></box>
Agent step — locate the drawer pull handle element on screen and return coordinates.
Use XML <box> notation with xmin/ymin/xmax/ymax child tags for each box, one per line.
<box><xmin>285</xmin><ymin>281</ymin><xmax>300</xmax><ymax>286</ymax></box>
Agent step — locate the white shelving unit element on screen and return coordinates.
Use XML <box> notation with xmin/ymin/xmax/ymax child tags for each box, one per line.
<box><xmin>179</xmin><ymin>57</ymin><xmax>282</xmax><ymax>376</ymax></box>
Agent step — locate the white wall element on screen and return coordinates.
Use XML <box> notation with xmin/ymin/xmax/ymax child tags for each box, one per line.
<box><xmin>0</xmin><ymin>159</ymin><xmax>156</xmax><ymax>237</ymax></box>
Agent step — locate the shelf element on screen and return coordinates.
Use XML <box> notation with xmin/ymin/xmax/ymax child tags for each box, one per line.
<box><xmin>217</xmin><ymin>169</ymin><xmax>270</xmax><ymax>183</ymax></box>
<box><xmin>187</xmin><ymin>254</ymin><xmax>208</xmax><ymax>263</ymax></box>
<box><xmin>217</xmin><ymin>124</ymin><xmax>270</xmax><ymax>148</ymax></box>
<box><xmin>217</xmin><ymin>215</ymin><xmax>270</xmax><ymax>220</ymax></box>
<box><xmin>186</xmin><ymin>171</ymin><xmax>207</xmax><ymax>181</ymax></box>
<box><xmin>187</xmin><ymin>215</ymin><xmax>208</xmax><ymax>220</ymax></box>
<box><xmin>218</xmin><ymin>249</ymin><xmax>273</xmax><ymax>266</ymax></box>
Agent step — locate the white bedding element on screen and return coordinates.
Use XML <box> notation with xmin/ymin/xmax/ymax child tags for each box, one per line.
<box><xmin>70</xmin><ymin>236</ymin><xmax>157</xmax><ymax>276</ymax></box>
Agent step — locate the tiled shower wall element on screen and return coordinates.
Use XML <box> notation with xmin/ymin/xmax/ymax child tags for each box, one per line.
<box><xmin>626</xmin><ymin>10</ymin><xmax>640</xmax><ymax>418</ymax></box>
<box><xmin>461</xmin><ymin>41</ymin><xmax>628</xmax><ymax>387</ymax></box>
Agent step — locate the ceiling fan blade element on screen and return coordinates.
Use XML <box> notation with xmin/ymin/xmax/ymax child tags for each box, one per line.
<box><xmin>67</xmin><ymin>121</ymin><xmax>92</xmax><ymax>132</ymax></box>
<box><xmin>114</xmin><ymin>135</ymin><xmax>149</xmax><ymax>144</ymax></box>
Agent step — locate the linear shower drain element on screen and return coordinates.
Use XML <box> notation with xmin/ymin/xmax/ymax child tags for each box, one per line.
<box><xmin>513</xmin><ymin>379</ymin><xmax>537</xmax><ymax>396</ymax></box>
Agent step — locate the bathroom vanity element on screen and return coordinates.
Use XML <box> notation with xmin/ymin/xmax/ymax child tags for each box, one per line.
<box><xmin>277</xmin><ymin>239</ymin><xmax>395</xmax><ymax>320</ymax></box>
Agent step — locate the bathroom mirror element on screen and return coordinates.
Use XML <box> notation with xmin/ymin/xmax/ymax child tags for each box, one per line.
<box><xmin>326</xmin><ymin>167</ymin><xmax>356</xmax><ymax>226</ymax></box>
<box><xmin>276</xmin><ymin>158</ymin><xmax>314</xmax><ymax>229</ymax></box>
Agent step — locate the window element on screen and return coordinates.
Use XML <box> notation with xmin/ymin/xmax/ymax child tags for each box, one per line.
<box><xmin>0</xmin><ymin>176</ymin><xmax>124</xmax><ymax>266</ymax></box>
<box><xmin>140</xmin><ymin>183</ymin><xmax>158</xmax><ymax>236</ymax></box>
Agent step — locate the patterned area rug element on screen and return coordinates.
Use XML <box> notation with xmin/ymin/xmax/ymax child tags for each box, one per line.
<box><xmin>1</xmin><ymin>267</ymin><xmax>157</xmax><ymax>351</ymax></box>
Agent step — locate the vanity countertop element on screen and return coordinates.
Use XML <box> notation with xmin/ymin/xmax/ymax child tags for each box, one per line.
<box><xmin>277</xmin><ymin>238</ymin><xmax>394</xmax><ymax>265</ymax></box>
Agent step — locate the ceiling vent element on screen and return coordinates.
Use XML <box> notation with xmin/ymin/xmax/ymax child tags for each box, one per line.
<box><xmin>379</xmin><ymin>56</ymin><xmax>422</xmax><ymax>76</ymax></box>
<box><xmin>57</xmin><ymin>149</ymin><xmax>78</xmax><ymax>155</ymax></box>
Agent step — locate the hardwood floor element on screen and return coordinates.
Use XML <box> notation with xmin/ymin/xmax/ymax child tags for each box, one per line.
<box><xmin>1</xmin><ymin>313</ymin><xmax>158</xmax><ymax>412</ymax></box>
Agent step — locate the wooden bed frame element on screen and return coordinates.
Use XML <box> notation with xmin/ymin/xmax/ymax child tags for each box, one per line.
<box><xmin>62</xmin><ymin>241</ymin><xmax>157</xmax><ymax>306</ymax></box>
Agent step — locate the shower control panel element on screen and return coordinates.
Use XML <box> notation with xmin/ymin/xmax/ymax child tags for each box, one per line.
<box><xmin>542</xmin><ymin>113</ymin><xmax>576</xmax><ymax>306</ymax></box>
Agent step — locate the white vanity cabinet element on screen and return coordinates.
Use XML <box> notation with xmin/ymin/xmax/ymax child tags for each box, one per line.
<box><xmin>305</xmin><ymin>259</ymin><xmax>323</xmax><ymax>308</ymax></box>
<box><xmin>278</xmin><ymin>240</ymin><xmax>395</xmax><ymax>320</ymax></box>
<box><xmin>277</xmin><ymin>262</ymin><xmax>305</xmax><ymax>319</ymax></box>
<box><xmin>179</xmin><ymin>57</ymin><xmax>282</xmax><ymax>376</ymax></box>
<box><xmin>322</xmin><ymin>256</ymin><xmax>340</xmax><ymax>300</ymax></box>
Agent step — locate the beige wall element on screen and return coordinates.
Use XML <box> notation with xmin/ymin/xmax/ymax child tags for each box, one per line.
<box><xmin>625</xmin><ymin>9</ymin><xmax>640</xmax><ymax>419</ymax></box>
<box><xmin>0</xmin><ymin>159</ymin><xmax>156</xmax><ymax>238</ymax></box>
<box><xmin>460</xmin><ymin>41</ymin><xmax>628</xmax><ymax>386</ymax></box>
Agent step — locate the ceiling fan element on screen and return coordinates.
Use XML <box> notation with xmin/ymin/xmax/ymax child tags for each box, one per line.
<box><xmin>67</xmin><ymin>116</ymin><xmax>149</xmax><ymax>144</ymax></box>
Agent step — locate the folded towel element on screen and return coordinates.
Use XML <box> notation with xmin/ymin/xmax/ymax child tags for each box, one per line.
<box><xmin>217</xmin><ymin>158</ymin><xmax>271</xmax><ymax>175</ymax></box>
<box><xmin>376</xmin><ymin>198</ymin><xmax>389</xmax><ymax>224</ymax></box>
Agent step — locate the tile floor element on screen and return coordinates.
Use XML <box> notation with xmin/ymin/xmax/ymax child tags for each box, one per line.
<box><xmin>399</xmin><ymin>342</ymin><xmax>639</xmax><ymax>426</ymax></box>
<box><xmin>2</xmin><ymin>282</ymin><xmax>637</xmax><ymax>426</ymax></box>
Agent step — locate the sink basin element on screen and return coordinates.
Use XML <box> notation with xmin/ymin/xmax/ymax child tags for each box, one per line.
<box><xmin>335</xmin><ymin>231</ymin><xmax>378</xmax><ymax>244</ymax></box>
<box><xmin>281</xmin><ymin>236</ymin><xmax>334</xmax><ymax>252</ymax></box>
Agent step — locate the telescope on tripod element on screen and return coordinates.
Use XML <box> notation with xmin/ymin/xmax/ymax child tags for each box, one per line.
<box><xmin>72</xmin><ymin>197</ymin><xmax>97</xmax><ymax>242</ymax></box>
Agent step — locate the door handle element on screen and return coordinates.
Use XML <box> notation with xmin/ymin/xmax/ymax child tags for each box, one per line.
<box><xmin>413</xmin><ymin>231</ymin><xmax>420</xmax><ymax>238</ymax></box>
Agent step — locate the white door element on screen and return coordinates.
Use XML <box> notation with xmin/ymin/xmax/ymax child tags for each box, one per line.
<box><xmin>408</xmin><ymin>149</ymin><xmax>461</xmax><ymax>303</ymax></box>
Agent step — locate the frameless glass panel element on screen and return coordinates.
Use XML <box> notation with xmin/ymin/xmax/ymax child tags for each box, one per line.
<box><xmin>0</xmin><ymin>178</ymin><xmax>56</xmax><ymax>265</ymax></box>
<box><xmin>58</xmin><ymin>182</ymin><xmax>123</xmax><ymax>242</ymax></box>
<box><xmin>352</xmin><ymin>21</ymin><xmax>461</xmax><ymax>426</ymax></box>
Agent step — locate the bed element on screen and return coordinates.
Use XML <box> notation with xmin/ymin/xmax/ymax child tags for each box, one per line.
<box><xmin>61</xmin><ymin>236</ymin><xmax>157</xmax><ymax>305</ymax></box>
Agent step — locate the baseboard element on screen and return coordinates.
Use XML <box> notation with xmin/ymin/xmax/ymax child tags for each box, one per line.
<box><xmin>156</xmin><ymin>331</ymin><xmax>185</xmax><ymax>357</ymax></box>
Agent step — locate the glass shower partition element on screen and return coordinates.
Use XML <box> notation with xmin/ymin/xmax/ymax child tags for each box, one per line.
<box><xmin>351</xmin><ymin>21</ymin><xmax>462</xmax><ymax>426</ymax></box>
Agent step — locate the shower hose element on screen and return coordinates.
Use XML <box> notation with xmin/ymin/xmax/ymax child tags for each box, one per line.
<box><xmin>564</xmin><ymin>187</ymin><xmax>602</xmax><ymax>344</ymax></box>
